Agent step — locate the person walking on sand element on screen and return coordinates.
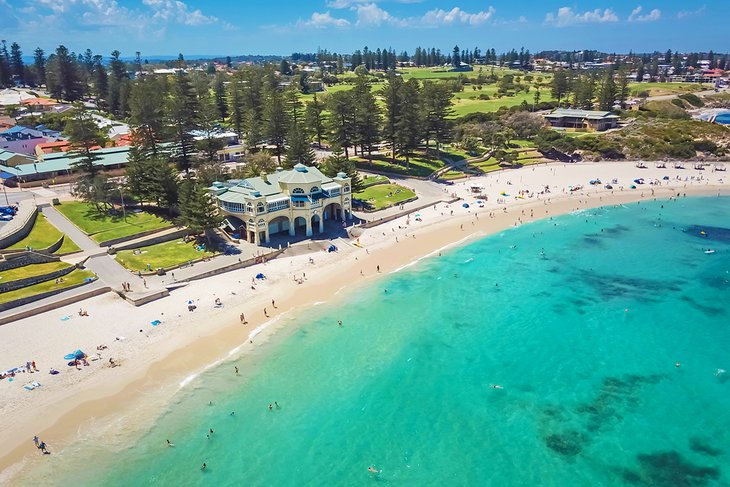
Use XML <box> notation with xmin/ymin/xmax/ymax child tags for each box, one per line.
<box><xmin>33</xmin><ymin>436</ymin><xmax>39</xmax><ymax>448</ymax></box>
<box><xmin>272</xmin><ymin>299</ymin><xmax>276</xmax><ymax>308</ymax></box>
<box><xmin>377</xmin><ymin>265</ymin><xmax>380</xmax><ymax>273</ymax></box>
<box><xmin>240</xmin><ymin>313</ymin><xmax>246</xmax><ymax>324</ymax></box>
<box><xmin>264</xmin><ymin>308</ymin><xmax>269</xmax><ymax>317</ymax></box>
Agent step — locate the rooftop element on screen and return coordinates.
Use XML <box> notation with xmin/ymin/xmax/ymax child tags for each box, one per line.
<box><xmin>0</xmin><ymin>146</ymin><xmax>131</xmax><ymax>178</ymax></box>
<box><xmin>545</xmin><ymin>109</ymin><xmax>620</xmax><ymax>120</ymax></box>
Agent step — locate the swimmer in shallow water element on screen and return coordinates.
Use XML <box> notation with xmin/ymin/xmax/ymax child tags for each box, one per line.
<box><xmin>167</xmin><ymin>439</ymin><xmax>174</xmax><ymax>447</ymax></box>
<box><xmin>368</xmin><ymin>466</ymin><xmax>381</xmax><ymax>474</ymax></box>
<box><xmin>491</xmin><ymin>385</ymin><xmax>504</xmax><ymax>389</ymax></box>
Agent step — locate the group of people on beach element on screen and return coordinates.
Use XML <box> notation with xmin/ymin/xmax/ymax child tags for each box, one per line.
<box><xmin>32</xmin><ymin>436</ymin><xmax>50</xmax><ymax>455</ymax></box>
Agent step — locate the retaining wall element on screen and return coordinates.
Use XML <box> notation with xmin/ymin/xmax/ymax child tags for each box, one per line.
<box><xmin>97</xmin><ymin>225</ymin><xmax>177</xmax><ymax>248</ymax></box>
<box><xmin>0</xmin><ymin>201</ymin><xmax>37</xmax><ymax>249</ymax></box>
<box><xmin>0</xmin><ymin>263</ymin><xmax>78</xmax><ymax>293</ymax></box>
<box><xmin>112</xmin><ymin>228</ymin><xmax>190</xmax><ymax>252</ymax></box>
<box><xmin>0</xmin><ymin>251</ymin><xmax>60</xmax><ymax>271</ymax></box>
<box><xmin>0</xmin><ymin>282</ymin><xmax>107</xmax><ymax>319</ymax></box>
<box><xmin>359</xmin><ymin>198</ymin><xmax>460</xmax><ymax>229</ymax></box>
<box><xmin>182</xmin><ymin>249</ymin><xmax>286</xmax><ymax>283</ymax></box>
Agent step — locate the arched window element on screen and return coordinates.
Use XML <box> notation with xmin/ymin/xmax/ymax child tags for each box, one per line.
<box><xmin>258</xmin><ymin>219</ymin><xmax>266</xmax><ymax>227</ymax></box>
<box><xmin>292</xmin><ymin>188</ymin><xmax>305</xmax><ymax>195</ymax></box>
<box><xmin>256</xmin><ymin>202</ymin><xmax>265</xmax><ymax>213</ymax></box>
<box><xmin>343</xmin><ymin>184</ymin><xmax>350</xmax><ymax>193</ymax></box>
<box><xmin>246</xmin><ymin>203</ymin><xmax>253</xmax><ymax>213</ymax></box>
<box><xmin>310</xmin><ymin>186</ymin><xmax>319</xmax><ymax>193</ymax></box>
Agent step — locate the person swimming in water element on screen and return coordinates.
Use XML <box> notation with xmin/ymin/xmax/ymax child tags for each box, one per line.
<box><xmin>368</xmin><ymin>466</ymin><xmax>381</xmax><ymax>474</ymax></box>
<box><xmin>491</xmin><ymin>384</ymin><xmax>504</xmax><ymax>389</ymax></box>
<box><xmin>167</xmin><ymin>439</ymin><xmax>175</xmax><ymax>447</ymax></box>
<box><xmin>201</xmin><ymin>463</ymin><xmax>207</xmax><ymax>471</ymax></box>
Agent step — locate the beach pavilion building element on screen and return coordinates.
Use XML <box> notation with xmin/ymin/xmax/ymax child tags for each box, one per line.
<box><xmin>211</xmin><ymin>164</ymin><xmax>352</xmax><ymax>245</ymax></box>
<box><xmin>544</xmin><ymin>109</ymin><xmax>619</xmax><ymax>132</ymax></box>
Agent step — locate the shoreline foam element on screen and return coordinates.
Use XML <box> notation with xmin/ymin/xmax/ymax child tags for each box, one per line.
<box><xmin>1</xmin><ymin>160</ymin><xmax>727</xmax><ymax>482</ymax></box>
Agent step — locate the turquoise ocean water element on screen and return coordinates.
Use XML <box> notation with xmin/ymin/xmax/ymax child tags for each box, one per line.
<box><xmin>20</xmin><ymin>197</ymin><xmax>730</xmax><ymax>486</ymax></box>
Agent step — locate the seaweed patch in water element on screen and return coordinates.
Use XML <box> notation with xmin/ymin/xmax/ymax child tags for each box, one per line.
<box><xmin>684</xmin><ymin>225</ymin><xmax>730</xmax><ymax>243</ymax></box>
<box><xmin>544</xmin><ymin>430</ymin><xmax>586</xmax><ymax>457</ymax></box>
<box><xmin>618</xmin><ymin>450</ymin><xmax>721</xmax><ymax>486</ymax></box>
<box><xmin>680</xmin><ymin>295</ymin><xmax>725</xmax><ymax>316</ymax></box>
<box><xmin>689</xmin><ymin>437</ymin><xmax>723</xmax><ymax>457</ymax></box>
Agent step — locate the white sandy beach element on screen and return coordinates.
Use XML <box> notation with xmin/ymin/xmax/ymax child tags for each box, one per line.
<box><xmin>0</xmin><ymin>160</ymin><xmax>727</xmax><ymax>481</ymax></box>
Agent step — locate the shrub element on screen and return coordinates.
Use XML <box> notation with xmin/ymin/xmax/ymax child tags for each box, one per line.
<box><xmin>678</xmin><ymin>93</ymin><xmax>704</xmax><ymax>108</ymax></box>
<box><xmin>671</xmin><ymin>99</ymin><xmax>686</xmax><ymax>109</ymax></box>
<box><xmin>693</xmin><ymin>139</ymin><xmax>718</xmax><ymax>153</ymax></box>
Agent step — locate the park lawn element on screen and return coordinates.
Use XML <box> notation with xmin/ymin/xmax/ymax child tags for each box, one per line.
<box><xmin>354</xmin><ymin>184</ymin><xmax>416</xmax><ymax>211</ymax></box>
<box><xmin>510</xmin><ymin>139</ymin><xmax>533</xmax><ymax>148</ymax></box>
<box><xmin>451</xmin><ymin>90</ymin><xmax>553</xmax><ymax>117</ymax></box>
<box><xmin>629</xmin><ymin>82</ymin><xmax>703</xmax><ymax>97</ymax></box>
<box><xmin>6</xmin><ymin>214</ymin><xmax>81</xmax><ymax>253</ymax></box>
<box><xmin>361</xmin><ymin>174</ymin><xmax>389</xmax><ymax>187</ymax></box>
<box><xmin>0</xmin><ymin>269</ymin><xmax>95</xmax><ymax>305</ymax></box>
<box><xmin>115</xmin><ymin>239</ymin><xmax>218</xmax><ymax>272</ymax></box>
<box><xmin>354</xmin><ymin>154</ymin><xmax>444</xmax><ymax>177</ymax></box>
<box><xmin>56</xmin><ymin>202</ymin><xmax>172</xmax><ymax>242</ymax></box>
<box><xmin>0</xmin><ymin>261</ymin><xmax>73</xmax><ymax>283</ymax></box>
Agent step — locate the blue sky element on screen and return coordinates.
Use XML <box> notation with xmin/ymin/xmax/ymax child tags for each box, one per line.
<box><xmin>0</xmin><ymin>0</ymin><xmax>726</xmax><ymax>57</ymax></box>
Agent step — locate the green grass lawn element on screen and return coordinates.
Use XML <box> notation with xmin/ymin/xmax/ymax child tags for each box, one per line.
<box><xmin>629</xmin><ymin>82</ymin><xmax>703</xmax><ymax>97</ymax></box>
<box><xmin>354</xmin><ymin>154</ymin><xmax>444</xmax><ymax>177</ymax></box>
<box><xmin>115</xmin><ymin>239</ymin><xmax>218</xmax><ymax>272</ymax></box>
<box><xmin>510</xmin><ymin>139</ymin><xmax>534</xmax><ymax>148</ymax></box>
<box><xmin>361</xmin><ymin>174</ymin><xmax>389</xmax><ymax>187</ymax></box>
<box><xmin>354</xmin><ymin>184</ymin><xmax>417</xmax><ymax>211</ymax></box>
<box><xmin>56</xmin><ymin>202</ymin><xmax>172</xmax><ymax>243</ymax></box>
<box><xmin>0</xmin><ymin>261</ymin><xmax>72</xmax><ymax>282</ymax></box>
<box><xmin>452</xmin><ymin>88</ymin><xmax>552</xmax><ymax>117</ymax></box>
<box><xmin>0</xmin><ymin>269</ymin><xmax>95</xmax><ymax>305</ymax></box>
<box><xmin>6</xmin><ymin>214</ymin><xmax>81</xmax><ymax>254</ymax></box>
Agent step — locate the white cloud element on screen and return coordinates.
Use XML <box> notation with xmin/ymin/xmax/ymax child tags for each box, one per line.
<box><xmin>420</xmin><ymin>6</ymin><xmax>495</xmax><ymax>26</ymax></box>
<box><xmin>628</xmin><ymin>6</ymin><xmax>660</xmax><ymax>22</ymax></box>
<box><xmin>677</xmin><ymin>5</ymin><xmax>706</xmax><ymax>19</ymax></box>
<box><xmin>545</xmin><ymin>7</ymin><xmax>618</xmax><ymax>27</ymax></box>
<box><xmin>298</xmin><ymin>11</ymin><xmax>351</xmax><ymax>28</ymax></box>
<box><xmin>142</xmin><ymin>0</ymin><xmax>218</xmax><ymax>26</ymax></box>
<box><xmin>326</xmin><ymin>0</ymin><xmax>371</xmax><ymax>8</ymax></box>
<box><xmin>355</xmin><ymin>3</ymin><xmax>405</xmax><ymax>26</ymax></box>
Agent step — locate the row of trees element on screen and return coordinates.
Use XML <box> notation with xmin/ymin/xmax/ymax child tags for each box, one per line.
<box><xmin>550</xmin><ymin>68</ymin><xmax>631</xmax><ymax>110</ymax></box>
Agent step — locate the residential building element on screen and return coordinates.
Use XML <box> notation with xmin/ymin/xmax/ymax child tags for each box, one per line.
<box><xmin>0</xmin><ymin>149</ymin><xmax>33</xmax><ymax>167</ymax></box>
<box><xmin>0</xmin><ymin>146</ymin><xmax>131</xmax><ymax>184</ymax></box>
<box><xmin>544</xmin><ymin>109</ymin><xmax>619</xmax><ymax>132</ymax></box>
<box><xmin>0</xmin><ymin>126</ymin><xmax>48</xmax><ymax>155</ymax></box>
<box><xmin>20</xmin><ymin>97</ymin><xmax>60</xmax><ymax>112</ymax></box>
<box><xmin>212</xmin><ymin>164</ymin><xmax>352</xmax><ymax>245</ymax></box>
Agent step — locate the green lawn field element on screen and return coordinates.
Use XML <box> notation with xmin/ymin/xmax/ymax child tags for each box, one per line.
<box><xmin>56</xmin><ymin>202</ymin><xmax>172</xmax><ymax>243</ymax></box>
<box><xmin>0</xmin><ymin>269</ymin><xmax>95</xmax><ymax>305</ymax></box>
<box><xmin>0</xmin><ymin>261</ymin><xmax>72</xmax><ymax>283</ymax></box>
<box><xmin>6</xmin><ymin>214</ymin><xmax>81</xmax><ymax>254</ymax></box>
<box><xmin>115</xmin><ymin>239</ymin><xmax>218</xmax><ymax>272</ymax></box>
<box><xmin>354</xmin><ymin>183</ymin><xmax>416</xmax><ymax>211</ymax></box>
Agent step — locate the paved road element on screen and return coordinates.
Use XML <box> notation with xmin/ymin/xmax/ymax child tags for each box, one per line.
<box><xmin>42</xmin><ymin>206</ymin><xmax>99</xmax><ymax>253</ymax></box>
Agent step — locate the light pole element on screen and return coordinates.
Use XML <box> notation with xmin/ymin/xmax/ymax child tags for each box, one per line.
<box><xmin>0</xmin><ymin>179</ymin><xmax>9</xmax><ymax>206</ymax></box>
<box><xmin>119</xmin><ymin>187</ymin><xmax>127</xmax><ymax>221</ymax></box>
